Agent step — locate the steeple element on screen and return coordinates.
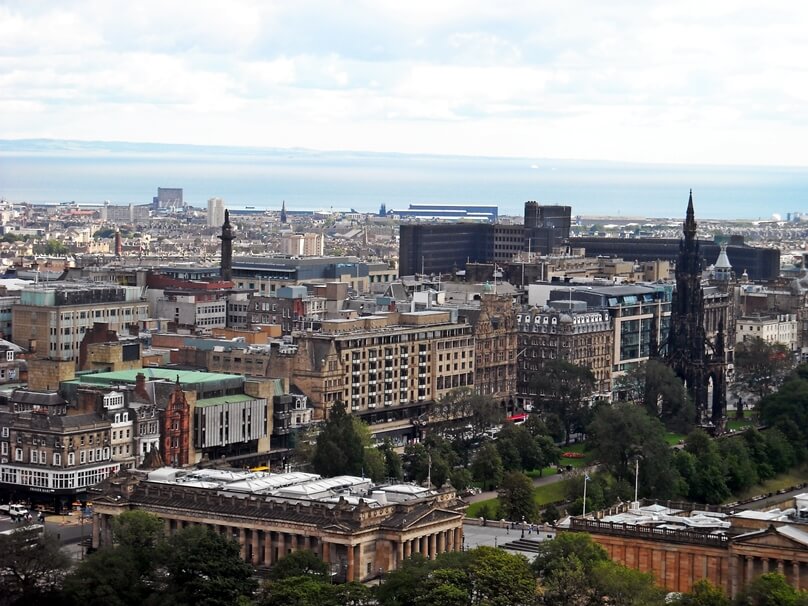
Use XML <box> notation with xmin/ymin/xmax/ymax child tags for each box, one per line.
<box><xmin>218</xmin><ymin>209</ymin><xmax>234</xmax><ymax>282</ymax></box>
<box><xmin>280</xmin><ymin>200</ymin><xmax>288</xmax><ymax>224</ymax></box>
<box><xmin>684</xmin><ymin>189</ymin><xmax>697</xmax><ymax>237</ymax></box>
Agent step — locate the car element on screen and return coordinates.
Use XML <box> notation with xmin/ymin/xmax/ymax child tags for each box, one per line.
<box><xmin>0</xmin><ymin>504</ymin><xmax>29</xmax><ymax>518</ymax></box>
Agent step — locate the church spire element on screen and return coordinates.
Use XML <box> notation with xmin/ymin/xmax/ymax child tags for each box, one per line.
<box><xmin>684</xmin><ymin>189</ymin><xmax>696</xmax><ymax>237</ymax></box>
<box><xmin>280</xmin><ymin>200</ymin><xmax>288</xmax><ymax>224</ymax></box>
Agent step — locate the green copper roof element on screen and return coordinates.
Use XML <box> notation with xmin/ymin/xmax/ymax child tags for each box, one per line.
<box><xmin>77</xmin><ymin>368</ymin><xmax>240</xmax><ymax>386</ymax></box>
<box><xmin>194</xmin><ymin>393</ymin><xmax>258</xmax><ymax>408</ymax></box>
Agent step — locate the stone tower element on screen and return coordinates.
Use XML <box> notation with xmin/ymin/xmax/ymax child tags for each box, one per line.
<box><xmin>667</xmin><ymin>191</ymin><xmax>727</xmax><ymax>430</ymax></box>
<box><xmin>280</xmin><ymin>200</ymin><xmax>288</xmax><ymax>224</ymax></box>
<box><xmin>218</xmin><ymin>209</ymin><xmax>234</xmax><ymax>282</ymax></box>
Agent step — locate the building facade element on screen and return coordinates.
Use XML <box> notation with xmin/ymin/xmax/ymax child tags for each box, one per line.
<box><xmin>91</xmin><ymin>469</ymin><xmax>465</xmax><ymax>582</ymax></box>
<box><xmin>11</xmin><ymin>282</ymin><xmax>149</xmax><ymax>364</ymax></box>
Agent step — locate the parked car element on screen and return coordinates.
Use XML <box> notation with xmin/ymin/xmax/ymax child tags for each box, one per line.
<box><xmin>0</xmin><ymin>503</ymin><xmax>29</xmax><ymax>518</ymax></box>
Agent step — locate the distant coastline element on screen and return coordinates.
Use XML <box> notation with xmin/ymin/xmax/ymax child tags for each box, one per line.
<box><xmin>1</xmin><ymin>138</ymin><xmax>806</xmax><ymax>220</ymax></box>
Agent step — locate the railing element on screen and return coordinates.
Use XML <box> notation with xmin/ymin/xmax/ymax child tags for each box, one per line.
<box><xmin>569</xmin><ymin>518</ymin><xmax>730</xmax><ymax>548</ymax></box>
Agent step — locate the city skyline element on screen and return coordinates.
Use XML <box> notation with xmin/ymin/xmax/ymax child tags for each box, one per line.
<box><xmin>2</xmin><ymin>2</ymin><xmax>808</xmax><ymax>167</ymax></box>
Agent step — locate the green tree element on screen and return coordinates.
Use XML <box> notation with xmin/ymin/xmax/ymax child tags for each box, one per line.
<box><xmin>682</xmin><ymin>429</ymin><xmax>731</xmax><ymax>504</ymax></box>
<box><xmin>112</xmin><ymin>510</ymin><xmax>165</xmax><ymax>573</ymax></box>
<box><xmin>380</xmin><ymin>439</ymin><xmax>403</xmax><ymax>480</ymax></box>
<box><xmin>673</xmin><ymin>579</ymin><xmax>730</xmax><ymax>606</ymax></box>
<box><xmin>743</xmin><ymin>428</ymin><xmax>775</xmax><ymax>480</ymax></box>
<box><xmin>375</xmin><ymin>554</ymin><xmax>433</xmax><ymax>606</ymax></box>
<box><xmin>468</xmin><ymin>393</ymin><xmax>504</xmax><ymax>432</ymax></box>
<box><xmin>618</xmin><ymin>360</ymin><xmax>695</xmax><ymax>433</ymax></box>
<box><xmin>496</xmin><ymin>424</ymin><xmax>544</xmax><ymax>471</ymax></box>
<box><xmin>268</xmin><ymin>549</ymin><xmax>328</xmax><ymax>581</ymax></box>
<box><xmin>530</xmin><ymin>360</ymin><xmax>595</xmax><ymax>444</ymax></box>
<box><xmin>735</xmin><ymin>337</ymin><xmax>792</xmax><ymax>402</ymax></box>
<box><xmin>413</xmin><ymin>568</ymin><xmax>471</xmax><ymax>606</ymax></box>
<box><xmin>0</xmin><ymin>526</ymin><xmax>71</xmax><ymax>606</ymax></box>
<box><xmin>590</xmin><ymin>560</ymin><xmax>666</xmax><ymax>605</ymax></box>
<box><xmin>733</xmin><ymin>572</ymin><xmax>808</xmax><ymax>606</ymax></box>
<box><xmin>260</xmin><ymin>575</ymin><xmax>337</xmax><ymax>606</ymax></box>
<box><xmin>532</xmin><ymin>532</ymin><xmax>608</xmax><ymax>579</ymax></box>
<box><xmin>588</xmin><ymin>403</ymin><xmax>683</xmax><ymax>499</ymax></box>
<box><xmin>471</xmin><ymin>442</ymin><xmax>504</xmax><ymax>490</ymax></box>
<box><xmin>763</xmin><ymin>428</ymin><xmax>796</xmax><ymax>473</ymax></box>
<box><xmin>499</xmin><ymin>471</ymin><xmax>537</xmax><ymax>522</ymax></box>
<box><xmin>449</xmin><ymin>467</ymin><xmax>473</xmax><ymax>490</ymax></box>
<box><xmin>312</xmin><ymin>401</ymin><xmax>367</xmax><ymax>477</ymax></box>
<box><xmin>718</xmin><ymin>439</ymin><xmax>758</xmax><ymax>494</ymax></box>
<box><xmin>62</xmin><ymin>546</ymin><xmax>147</xmax><ymax>606</ymax></box>
<box><xmin>160</xmin><ymin>525</ymin><xmax>258</xmax><ymax>606</ymax></box>
<box><xmin>467</xmin><ymin>546</ymin><xmax>537</xmax><ymax>606</ymax></box>
<box><xmin>364</xmin><ymin>446</ymin><xmax>386</xmax><ymax>482</ymax></box>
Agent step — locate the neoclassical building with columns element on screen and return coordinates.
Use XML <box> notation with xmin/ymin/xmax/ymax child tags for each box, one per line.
<box><xmin>567</xmin><ymin>496</ymin><xmax>808</xmax><ymax>598</ymax></box>
<box><xmin>90</xmin><ymin>467</ymin><xmax>465</xmax><ymax>582</ymax></box>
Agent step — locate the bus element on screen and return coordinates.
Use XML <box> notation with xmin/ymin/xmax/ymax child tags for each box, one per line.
<box><xmin>506</xmin><ymin>413</ymin><xmax>528</xmax><ymax>426</ymax></box>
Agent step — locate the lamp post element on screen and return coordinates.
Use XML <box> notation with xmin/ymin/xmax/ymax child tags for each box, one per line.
<box><xmin>633</xmin><ymin>456</ymin><xmax>641</xmax><ymax>507</ymax></box>
<box><xmin>521</xmin><ymin>516</ymin><xmax>526</xmax><ymax>539</ymax></box>
<box><xmin>582</xmin><ymin>473</ymin><xmax>591</xmax><ymax>518</ymax></box>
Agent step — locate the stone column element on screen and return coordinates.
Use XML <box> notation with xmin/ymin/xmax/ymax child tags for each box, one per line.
<box><xmin>163</xmin><ymin>518</ymin><xmax>171</xmax><ymax>537</ymax></box>
<box><xmin>355</xmin><ymin>544</ymin><xmax>363</xmax><ymax>581</ymax></box>
<box><xmin>794</xmin><ymin>562</ymin><xmax>801</xmax><ymax>591</ymax></box>
<box><xmin>251</xmin><ymin>528</ymin><xmax>260</xmax><ymax>566</ymax></box>
<box><xmin>778</xmin><ymin>560</ymin><xmax>785</xmax><ymax>575</ymax></box>
<box><xmin>277</xmin><ymin>532</ymin><xmax>286</xmax><ymax>560</ymax></box>
<box><xmin>301</xmin><ymin>535</ymin><xmax>310</xmax><ymax>551</ymax></box>
<box><xmin>429</xmin><ymin>534</ymin><xmax>437</xmax><ymax>559</ymax></box>
<box><xmin>447</xmin><ymin>528</ymin><xmax>454</xmax><ymax>552</ymax></box>
<box><xmin>404</xmin><ymin>539</ymin><xmax>412</xmax><ymax>559</ymax></box>
<box><xmin>398</xmin><ymin>541</ymin><xmax>405</xmax><ymax>566</ymax></box>
<box><xmin>763</xmin><ymin>558</ymin><xmax>770</xmax><ymax>574</ymax></box>
<box><xmin>421</xmin><ymin>535</ymin><xmax>429</xmax><ymax>558</ymax></box>
<box><xmin>92</xmin><ymin>513</ymin><xmax>101</xmax><ymax>548</ymax></box>
<box><xmin>746</xmin><ymin>556</ymin><xmax>754</xmax><ymax>584</ymax></box>
<box><xmin>454</xmin><ymin>527</ymin><xmax>463</xmax><ymax>551</ymax></box>
<box><xmin>729</xmin><ymin>555</ymin><xmax>739</xmax><ymax>599</ymax></box>
<box><xmin>347</xmin><ymin>544</ymin><xmax>355</xmax><ymax>582</ymax></box>
<box><xmin>289</xmin><ymin>533</ymin><xmax>298</xmax><ymax>553</ymax></box>
<box><xmin>263</xmin><ymin>530</ymin><xmax>273</xmax><ymax>565</ymax></box>
<box><xmin>438</xmin><ymin>531</ymin><xmax>446</xmax><ymax>554</ymax></box>
<box><xmin>239</xmin><ymin>527</ymin><xmax>247</xmax><ymax>561</ymax></box>
<box><xmin>322</xmin><ymin>540</ymin><xmax>330</xmax><ymax>564</ymax></box>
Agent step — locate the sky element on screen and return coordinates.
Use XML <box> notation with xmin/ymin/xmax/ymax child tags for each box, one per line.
<box><xmin>2</xmin><ymin>1</ymin><xmax>808</xmax><ymax>167</ymax></box>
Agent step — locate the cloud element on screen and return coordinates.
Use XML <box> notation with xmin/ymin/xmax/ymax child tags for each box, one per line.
<box><xmin>1</xmin><ymin>1</ymin><xmax>808</xmax><ymax>165</ymax></box>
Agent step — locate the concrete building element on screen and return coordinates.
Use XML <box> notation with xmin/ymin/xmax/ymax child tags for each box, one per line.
<box><xmin>101</xmin><ymin>202</ymin><xmax>151</xmax><ymax>224</ymax></box>
<box><xmin>736</xmin><ymin>313</ymin><xmax>799</xmax><ymax>352</ymax></box>
<box><xmin>275</xmin><ymin>310</ymin><xmax>475</xmax><ymax>444</ymax></box>
<box><xmin>154</xmin><ymin>187</ymin><xmax>183</xmax><ymax>210</ymax></box>
<box><xmin>207</xmin><ymin>197</ymin><xmax>226</xmax><ymax>228</ymax></box>
<box><xmin>517</xmin><ymin>301</ymin><xmax>613</xmax><ymax>401</ymax></box>
<box><xmin>11</xmin><ymin>282</ymin><xmax>149</xmax><ymax>364</ymax></box>
<box><xmin>154</xmin><ymin>289</ymin><xmax>228</xmax><ymax>332</ymax></box>
<box><xmin>91</xmin><ymin>468</ymin><xmax>465</xmax><ymax>581</ymax></box>
<box><xmin>567</xmin><ymin>495</ymin><xmax>808</xmax><ymax>597</ymax></box>
<box><xmin>281</xmin><ymin>233</ymin><xmax>325</xmax><ymax>257</ymax></box>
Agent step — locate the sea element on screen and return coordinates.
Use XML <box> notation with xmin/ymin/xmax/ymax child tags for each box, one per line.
<box><xmin>0</xmin><ymin>139</ymin><xmax>807</xmax><ymax>220</ymax></box>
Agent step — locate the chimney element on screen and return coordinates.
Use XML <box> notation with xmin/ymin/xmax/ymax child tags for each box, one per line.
<box><xmin>133</xmin><ymin>372</ymin><xmax>151</xmax><ymax>402</ymax></box>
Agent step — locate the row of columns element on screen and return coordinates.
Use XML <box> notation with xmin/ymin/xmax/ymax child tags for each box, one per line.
<box><xmin>401</xmin><ymin>527</ymin><xmax>463</xmax><ymax>562</ymax></box>
<box><xmin>736</xmin><ymin>555</ymin><xmax>802</xmax><ymax>594</ymax></box>
<box><xmin>93</xmin><ymin>512</ymin><xmax>463</xmax><ymax>581</ymax></box>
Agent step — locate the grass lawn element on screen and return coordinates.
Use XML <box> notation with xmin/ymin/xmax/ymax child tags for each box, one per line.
<box><xmin>664</xmin><ymin>432</ymin><xmax>686</xmax><ymax>446</ymax></box>
<box><xmin>726</xmin><ymin>416</ymin><xmax>755</xmax><ymax>432</ymax></box>
<box><xmin>730</xmin><ymin>466</ymin><xmax>808</xmax><ymax>502</ymax></box>
<box><xmin>466</xmin><ymin>477</ymin><xmax>572</xmax><ymax>518</ymax></box>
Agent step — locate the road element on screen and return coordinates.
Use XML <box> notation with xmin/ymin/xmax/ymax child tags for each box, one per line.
<box><xmin>466</xmin><ymin>465</ymin><xmax>597</xmax><ymax>504</ymax></box>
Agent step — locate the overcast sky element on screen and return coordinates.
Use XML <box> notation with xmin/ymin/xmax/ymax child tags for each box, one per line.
<box><xmin>2</xmin><ymin>1</ymin><xmax>807</xmax><ymax>166</ymax></box>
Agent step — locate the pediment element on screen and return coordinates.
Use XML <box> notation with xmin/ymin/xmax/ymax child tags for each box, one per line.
<box><xmin>734</xmin><ymin>526</ymin><xmax>808</xmax><ymax>552</ymax></box>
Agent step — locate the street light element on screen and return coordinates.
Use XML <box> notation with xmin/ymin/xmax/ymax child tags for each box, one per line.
<box><xmin>520</xmin><ymin>516</ymin><xmax>526</xmax><ymax>539</ymax></box>
<box><xmin>582</xmin><ymin>473</ymin><xmax>591</xmax><ymax>518</ymax></box>
<box><xmin>633</xmin><ymin>455</ymin><xmax>643</xmax><ymax>508</ymax></box>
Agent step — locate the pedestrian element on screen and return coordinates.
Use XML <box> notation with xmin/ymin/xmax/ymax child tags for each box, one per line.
<box><xmin>38</xmin><ymin>511</ymin><xmax>45</xmax><ymax>523</ymax></box>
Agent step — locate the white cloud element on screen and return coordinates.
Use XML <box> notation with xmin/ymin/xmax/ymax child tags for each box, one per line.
<box><xmin>1</xmin><ymin>1</ymin><xmax>808</xmax><ymax>165</ymax></box>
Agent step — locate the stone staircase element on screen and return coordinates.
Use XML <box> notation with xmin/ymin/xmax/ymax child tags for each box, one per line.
<box><xmin>501</xmin><ymin>538</ymin><xmax>543</xmax><ymax>554</ymax></box>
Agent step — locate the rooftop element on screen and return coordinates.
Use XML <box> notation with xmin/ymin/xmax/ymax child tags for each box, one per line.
<box><xmin>76</xmin><ymin>368</ymin><xmax>239</xmax><ymax>386</ymax></box>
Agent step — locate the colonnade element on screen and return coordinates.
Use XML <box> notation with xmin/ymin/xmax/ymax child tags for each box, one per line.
<box><xmin>732</xmin><ymin>555</ymin><xmax>804</xmax><ymax>596</ymax></box>
<box><xmin>93</xmin><ymin>512</ymin><xmax>464</xmax><ymax>582</ymax></box>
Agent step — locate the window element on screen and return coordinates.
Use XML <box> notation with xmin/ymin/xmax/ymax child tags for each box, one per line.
<box><xmin>0</xmin><ymin>442</ymin><xmax>6</xmax><ymax>455</ymax></box>
<box><xmin>1</xmin><ymin>427</ymin><xmax>8</xmax><ymax>438</ymax></box>
<box><xmin>15</xmin><ymin>448</ymin><xmax>23</xmax><ymax>461</ymax></box>
<box><xmin>68</xmin><ymin>453</ymin><xmax>75</xmax><ymax>466</ymax></box>
<box><xmin>53</xmin><ymin>452</ymin><xmax>61</xmax><ymax>466</ymax></box>
<box><xmin>31</xmin><ymin>450</ymin><xmax>38</xmax><ymax>464</ymax></box>
<box><xmin>80</xmin><ymin>451</ymin><xmax>86</xmax><ymax>464</ymax></box>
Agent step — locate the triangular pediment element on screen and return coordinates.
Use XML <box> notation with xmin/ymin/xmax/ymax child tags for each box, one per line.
<box><xmin>734</xmin><ymin>525</ymin><xmax>808</xmax><ymax>551</ymax></box>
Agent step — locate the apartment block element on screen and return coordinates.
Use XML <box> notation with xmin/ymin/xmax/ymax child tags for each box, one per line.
<box><xmin>11</xmin><ymin>282</ymin><xmax>149</xmax><ymax>364</ymax></box>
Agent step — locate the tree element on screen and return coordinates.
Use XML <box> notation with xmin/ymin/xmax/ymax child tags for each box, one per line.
<box><xmin>733</xmin><ymin>572</ymin><xmax>808</xmax><ymax>606</ymax></box>
<box><xmin>260</xmin><ymin>575</ymin><xmax>337</xmax><ymax>606</ymax></box>
<box><xmin>466</xmin><ymin>546</ymin><xmax>537</xmax><ymax>606</ymax></box>
<box><xmin>618</xmin><ymin>360</ymin><xmax>695</xmax><ymax>433</ymax></box>
<box><xmin>468</xmin><ymin>393</ymin><xmax>504</xmax><ymax>432</ymax></box>
<box><xmin>0</xmin><ymin>525</ymin><xmax>70</xmax><ymax>606</ymax></box>
<box><xmin>718</xmin><ymin>439</ymin><xmax>758</xmax><ymax>494</ymax></box>
<box><xmin>672</xmin><ymin>579</ymin><xmax>729</xmax><ymax>606</ymax></box>
<box><xmin>735</xmin><ymin>337</ymin><xmax>792</xmax><ymax>402</ymax></box>
<box><xmin>268</xmin><ymin>549</ymin><xmax>328</xmax><ymax>581</ymax></box>
<box><xmin>375</xmin><ymin>555</ymin><xmax>433</xmax><ymax>606</ymax></box>
<box><xmin>681</xmin><ymin>429</ymin><xmax>731</xmax><ymax>504</ymax></box>
<box><xmin>380</xmin><ymin>440</ymin><xmax>403</xmax><ymax>480</ymax></box>
<box><xmin>311</xmin><ymin>401</ymin><xmax>367</xmax><ymax>477</ymax></box>
<box><xmin>498</xmin><ymin>471</ymin><xmax>537</xmax><ymax>522</ymax></box>
<box><xmin>532</xmin><ymin>532</ymin><xmax>608</xmax><ymax>580</ymax></box>
<box><xmin>590</xmin><ymin>560</ymin><xmax>666</xmax><ymax>605</ymax></box>
<box><xmin>496</xmin><ymin>424</ymin><xmax>544</xmax><ymax>472</ymax></box>
<box><xmin>112</xmin><ymin>510</ymin><xmax>165</xmax><ymax>573</ymax></box>
<box><xmin>530</xmin><ymin>359</ymin><xmax>595</xmax><ymax>444</ymax></box>
<box><xmin>449</xmin><ymin>468</ymin><xmax>473</xmax><ymax>490</ymax></box>
<box><xmin>160</xmin><ymin>525</ymin><xmax>257</xmax><ymax>606</ymax></box>
<box><xmin>471</xmin><ymin>442</ymin><xmax>504</xmax><ymax>490</ymax></box>
<box><xmin>62</xmin><ymin>546</ymin><xmax>148</xmax><ymax>606</ymax></box>
<box><xmin>588</xmin><ymin>403</ymin><xmax>682</xmax><ymax>499</ymax></box>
